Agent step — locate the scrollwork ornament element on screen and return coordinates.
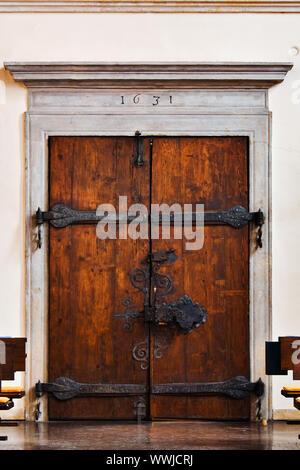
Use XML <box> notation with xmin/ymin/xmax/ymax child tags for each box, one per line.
<box><xmin>132</xmin><ymin>337</ymin><xmax>149</xmax><ymax>370</ymax></box>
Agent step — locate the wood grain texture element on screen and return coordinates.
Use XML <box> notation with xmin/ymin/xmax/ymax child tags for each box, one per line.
<box><xmin>150</xmin><ymin>137</ymin><xmax>250</xmax><ymax>419</ymax></box>
<box><xmin>48</xmin><ymin>136</ymin><xmax>250</xmax><ymax>420</ymax></box>
<box><xmin>48</xmin><ymin>137</ymin><xmax>150</xmax><ymax>419</ymax></box>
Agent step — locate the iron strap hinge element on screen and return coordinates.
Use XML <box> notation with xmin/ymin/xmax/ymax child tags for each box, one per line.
<box><xmin>151</xmin><ymin>376</ymin><xmax>264</xmax><ymax>400</ymax></box>
<box><xmin>35</xmin><ymin>205</ymin><xmax>264</xmax><ymax>249</ymax></box>
<box><xmin>35</xmin><ymin>204</ymin><xmax>264</xmax><ymax>229</ymax></box>
<box><xmin>35</xmin><ymin>378</ymin><xmax>147</xmax><ymax>400</ymax></box>
<box><xmin>35</xmin><ymin>376</ymin><xmax>264</xmax><ymax>401</ymax></box>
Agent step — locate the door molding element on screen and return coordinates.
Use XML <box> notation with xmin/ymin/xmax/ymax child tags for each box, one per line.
<box><xmin>2</xmin><ymin>1</ymin><xmax>300</xmax><ymax>13</ymax></box>
<box><xmin>5</xmin><ymin>61</ymin><xmax>292</xmax><ymax>421</ymax></box>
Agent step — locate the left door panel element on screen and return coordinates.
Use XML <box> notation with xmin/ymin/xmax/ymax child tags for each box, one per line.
<box><xmin>48</xmin><ymin>137</ymin><xmax>150</xmax><ymax>419</ymax></box>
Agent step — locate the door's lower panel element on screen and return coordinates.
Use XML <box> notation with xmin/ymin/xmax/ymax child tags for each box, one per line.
<box><xmin>48</xmin><ymin>396</ymin><xmax>148</xmax><ymax>420</ymax></box>
<box><xmin>40</xmin><ymin>374</ymin><xmax>263</xmax><ymax>420</ymax></box>
<box><xmin>48</xmin><ymin>395</ymin><xmax>250</xmax><ymax>421</ymax></box>
<box><xmin>150</xmin><ymin>395</ymin><xmax>250</xmax><ymax>420</ymax></box>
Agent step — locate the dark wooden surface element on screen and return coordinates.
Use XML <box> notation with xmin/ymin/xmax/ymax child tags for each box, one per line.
<box><xmin>150</xmin><ymin>137</ymin><xmax>250</xmax><ymax>419</ymax></box>
<box><xmin>281</xmin><ymin>389</ymin><xmax>300</xmax><ymax>398</ymax></box>
<box><xmin>0</xmin><ymin>338</ymin><xmax>26</xmax><ymax>382</ymax></box>
<box><xmin>49</xmin><ymin>137</ymin><xmax>150</xmax><ymax>419</ymax></box>
<box><xmin>48</xmin><ymin>136</ymin><xmax>250</xmax><ymax>420</ymax></box>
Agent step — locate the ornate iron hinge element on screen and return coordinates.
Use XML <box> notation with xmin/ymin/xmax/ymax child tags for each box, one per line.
<box><xmin>36</xmin><ymin>378</ymin><xmax>148</xmax><ymax>421</ymax></box>
<box><xmin>35</xmin><ymin>204</ymin><xmax>140</xmax><ymax>229</ymax></box>
<box><xmin>35</xmin><ymin>204</ymin><xmax>263</xmax><ymax>230</ymax></box>
<box><xmin>35</xmin><ymin>204</ymin><xmax>264</xmax><ymax>250</ymax></box>
<box><xmin>36</xmin><ymin>376</ymin><xmax>263</xmax><ymax>402</ymax></box>
<box><xmin>35</xmin><ymin>377</ymin><xmax>147</xmax><ymax>401</ymax></box>
<box><xmin>151</xmin><ymin>376</ymin><xmax>264</xmax><ymax>400</ymax></box>
<box><xmin>35</xmin><ymin>204</ymin><xmax>264</xmax><ymax>248</ymax></box>
<box><xmin>203</xmin><ymin>205</ymin><xmax>263</xmax><ymax>229</ymax></box>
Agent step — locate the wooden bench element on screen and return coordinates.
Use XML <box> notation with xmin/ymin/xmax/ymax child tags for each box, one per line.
<box><xmin>266</xmin><ymin>337</ymin><xmax>300</xmax><ymax>426</ymax></box>
<box><xmin>278</xmin><ymin>337</ymin><xmax>300</xmax><ymax>417</ymax></box>
<box><xmin>266</xmin><ymin>336</ymin><xmax>300</xmax><ymax>378</ymax></box>
<box><xmin>0</xmin><ymin>397</ymin><xmax>14</xmax><ymax>411</ymax></box>
<box><xmin>281</xmin><ymin>386</ymin><xmax>300</xmax><ymax>399</ymax></box>
<box><xmin>294</xmin><ymin>397</ymin><xmax>300</xmax><ymax>411</ymax></box>
<box><xmin>0</xmin><ymin>387</ymin><xmax>25</xmax><ymax>400</ymax></box>
<box><xmin>281</xmin><ymin>386</ymin><xmax>300</xmax><ymax>426</ymax></box>
<box><xmin>0</xmin><ymin>338</ymin><xmax>26</xmax><ymax>431</ymax></box>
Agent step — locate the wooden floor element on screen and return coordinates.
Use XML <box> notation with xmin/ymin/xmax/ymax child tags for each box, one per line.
<box><xmin>0</xmin><ymin>420</ymin><xmax>299</xmax><ymax>450</ymax></box>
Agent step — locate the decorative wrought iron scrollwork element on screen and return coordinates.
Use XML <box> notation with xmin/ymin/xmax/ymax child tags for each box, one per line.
<box><xmin>132</xmin><ymin>331</ymin><xmax>174</xmax><ymax>368</ymax></box>
<box><xmin>152</xmin><ymin>271</ymin><xmax>173</xmax><ymax>300</ymax></box>
<box><xmin>132</xmin><ymin>337</ymin><xmax>149</xmax><ymax>370</ymax></box>
<box><xmin>113</xmin><ymin>298</ymin><xmax>143</xmax><ymax>331</ymax></box>
<box><xmin>153</xmin><ymin>331</ymin><xmax>174</xmax><ymax>359</ymax></box>
<box><xmin>130</xmin><ymin>267</ymin><xmax>150</xmax><ymax>296</ymax></box>
<box><xmin>114</xmin><ymin>248</ymin><xmax>208</xmax><ymax>335</ymax></box>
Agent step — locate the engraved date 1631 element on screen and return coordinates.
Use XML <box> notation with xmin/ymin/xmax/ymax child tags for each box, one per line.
<box><xmin>121</xmin><ymin>94</ymin><xmax>173</xmax><ymax>106</ymax></box>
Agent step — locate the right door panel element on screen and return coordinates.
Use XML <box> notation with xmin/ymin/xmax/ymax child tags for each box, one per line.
<box><xmin>150</xmin><ymin>137</ymin><xmax>250</xmax><ymax>420</ymax></box>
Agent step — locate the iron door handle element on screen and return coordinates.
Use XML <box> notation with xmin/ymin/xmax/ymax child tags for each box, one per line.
<box><xmin>115</xmin><ymin>249</ymin><xmax>208</xmax><ymax>334</ymax></box>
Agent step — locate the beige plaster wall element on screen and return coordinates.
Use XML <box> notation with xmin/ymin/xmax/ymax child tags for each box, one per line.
<box><xmin>0</xmin><ymin>13</ymin><xmax>299</xmax><ymax>419</ymax></box>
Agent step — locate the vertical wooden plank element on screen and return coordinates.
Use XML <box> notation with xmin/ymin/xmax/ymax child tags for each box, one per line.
<box><xmin>48</xmin><ymin>137</ymin><xmax>150</xmax><ymax>419</ymax></box>
<box><xmin>150</xmin><ymin>137</ymin><xmax>250</xmax><ymax>420</ymax></box>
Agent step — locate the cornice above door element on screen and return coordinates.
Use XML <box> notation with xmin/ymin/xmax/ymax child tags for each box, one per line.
<box><xmin>4</xmin><ymin>62</ymin><xmax>293</xmax><ymax>90</ymax></box>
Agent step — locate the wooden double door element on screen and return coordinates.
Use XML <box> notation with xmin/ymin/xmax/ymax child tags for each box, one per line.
<box><xmin>48</xmin><ymin>135</ymin><xmax>251</xmax><ymax>420</ymax></box>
